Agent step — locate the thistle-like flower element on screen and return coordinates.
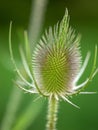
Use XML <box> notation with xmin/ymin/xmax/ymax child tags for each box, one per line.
<box><xmin>9</xmin><ymin>9</ymin><xmax>98</xmax><ymax>130</ymax></box>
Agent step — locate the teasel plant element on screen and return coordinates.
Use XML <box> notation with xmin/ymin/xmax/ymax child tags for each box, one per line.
<box><xmin>9</xmin><ymin>9</ymin><xmax>98</xmax><ymax>130</ymax></box>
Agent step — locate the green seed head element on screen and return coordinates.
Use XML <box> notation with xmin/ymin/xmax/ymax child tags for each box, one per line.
<box><xmin>32</xmin><ymin>9</ymin><xmax>81</xmax><ymax>95</ymax></box>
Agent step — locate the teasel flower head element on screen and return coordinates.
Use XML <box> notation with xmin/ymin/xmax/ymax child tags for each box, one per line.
<box><xmin>9</xmin><ymin>9</ymin><xmax>98</xmax><ymax>108</ymax></box>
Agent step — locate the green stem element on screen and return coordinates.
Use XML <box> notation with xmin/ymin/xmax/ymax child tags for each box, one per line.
<box><xmin>46</xmin><ymin>96</ymin><xmax>58</xmax><ymax>130</ymax></box>
<box><xmin>1</xmin><ymin>87</ymin><xmax>22</xmax><ymax>130</ymax></box>
<box><xmin>28</xmin><ymin>0</ymin><xmax>48</xmax><ymax>48</ymax></box>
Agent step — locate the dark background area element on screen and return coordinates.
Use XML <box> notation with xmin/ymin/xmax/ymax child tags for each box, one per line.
<box><xmin>0</xmin><ymin>0</ymin><xmax>98</xmax><ymax>130</ymax></box>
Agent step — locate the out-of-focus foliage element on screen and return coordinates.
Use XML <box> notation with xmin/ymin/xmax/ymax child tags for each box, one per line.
<box><xmin>0</xmin><ymin>0</ymin><xmax>98</xmax><ymax>130</ymax></box>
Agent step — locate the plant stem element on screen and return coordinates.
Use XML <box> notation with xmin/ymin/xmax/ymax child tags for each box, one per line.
<box><xmin>46</xmin><ymin>95</ymin><xmax>59</xmax><ymax>130</ymax></box>
<box><xmin>28</xmin><ymin>0</ymin><xmax>48</xmax><ymax>48</ymax></box>
<box><xmin>1</xmin><ymin>87</ymin><xmax>22</xmax><ymax>130</ymax></box>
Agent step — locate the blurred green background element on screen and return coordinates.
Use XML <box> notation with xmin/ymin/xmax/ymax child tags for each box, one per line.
<box><xmin>0</xmin><ymin>0</ymin><xmax>98</xmax><ymax>130</ymax></box>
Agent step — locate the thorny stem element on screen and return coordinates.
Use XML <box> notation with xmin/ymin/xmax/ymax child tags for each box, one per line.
<box><xmin>46</xmin><ymin>95</ymin><xmax>58</xmax><ymax>130</ymax></box>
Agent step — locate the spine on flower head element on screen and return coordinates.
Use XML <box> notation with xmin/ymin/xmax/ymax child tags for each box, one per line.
<box><xmin>58</xmin><ymin>9</ymin><xmax>69</xmax><ymax>47</ymax></box>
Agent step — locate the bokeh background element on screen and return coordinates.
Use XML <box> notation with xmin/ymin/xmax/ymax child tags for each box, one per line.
<box><xmin>0</xmin><ymin>0</ymin><xmax>98</xmax><ymax>130</ymax></box>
